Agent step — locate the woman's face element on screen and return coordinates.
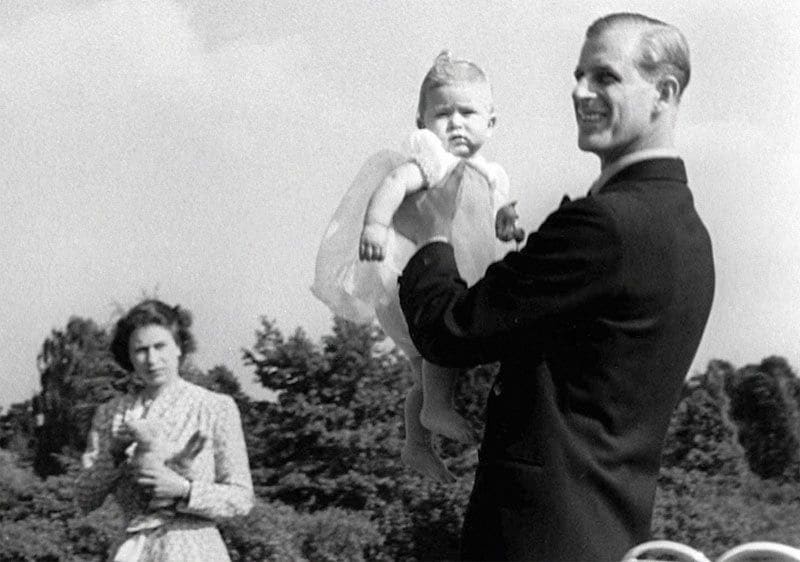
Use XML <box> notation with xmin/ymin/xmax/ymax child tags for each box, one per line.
<box><xmin>128</xmin><ymin>324</ymin><xmax>182</xmax><ymax>392</ymax></box>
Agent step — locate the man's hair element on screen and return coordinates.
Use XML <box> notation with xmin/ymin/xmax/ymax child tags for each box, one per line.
<box><xmin>110</xmin><ymin>299</ymin><xmax>196</xmax><ymax>372</ymax></box>
<box><xmin>587</xmin><ymin>13</ymin><xmax>691</xmax><ymax>98</ymax></box>
<box><xmin>416</xmin><ymin>50</ymin><xmax>493</xmax><ymax>127</ymax></box>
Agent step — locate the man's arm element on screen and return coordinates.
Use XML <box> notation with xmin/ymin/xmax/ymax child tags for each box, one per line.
<box><xmin>399</xmin><ymin>198</ymin><xmax>622</xmax><ymax>367</ymax></box>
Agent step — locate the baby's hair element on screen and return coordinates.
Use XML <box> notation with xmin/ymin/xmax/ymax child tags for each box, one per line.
<box><xmin>416</xmin><ymin>50</ymin><xmax>493</xmax><ymax>128</ymax></box>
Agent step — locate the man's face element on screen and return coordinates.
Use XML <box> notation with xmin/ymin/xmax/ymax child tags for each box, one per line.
<box><xmin>572</xmin><ymin>25</ymin><xmax>661</xmax><ymax>167</ymax></box>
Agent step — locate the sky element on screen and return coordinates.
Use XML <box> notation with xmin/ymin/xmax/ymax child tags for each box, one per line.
<box><xmin>2</xmin><ymin>0</ymin><xmax>799</xmax><ymax>409</ymax></box>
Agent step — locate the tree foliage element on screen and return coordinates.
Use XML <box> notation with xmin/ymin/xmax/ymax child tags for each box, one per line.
<box><xmin>6</xmin><ymin>312</ymin><xmax>800</xmax><ymax>559</ymax></box>
<box><xmin>661</xmin><ymin>360</ymin><xmax>744</xmax><ymax>477</ymax></box>
<box><xmin>34</xmin><ymin>317</ymin><xmax>126</xmax><ymax>476</ymax></box>
<box><xmin>727</xmin><ymin>357</ymin><xmax>800</xmax><ymax>478</ymax></box>
<box><xmin>241</xmin><ymin>316</ymin><xmax>490</xmax><ymax>559</ymax></box>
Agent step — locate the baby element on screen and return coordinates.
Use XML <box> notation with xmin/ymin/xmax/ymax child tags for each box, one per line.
<box><xmin>313</xmin><ymin>51</ymin><xmax>522</xmax><ymax>482</ymax></box>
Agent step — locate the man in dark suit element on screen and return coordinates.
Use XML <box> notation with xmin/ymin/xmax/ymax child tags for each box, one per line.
<box><xmin>398</xmin><ymin>13</ymin><xmax>714</xmax><ymax>562</ymax></box>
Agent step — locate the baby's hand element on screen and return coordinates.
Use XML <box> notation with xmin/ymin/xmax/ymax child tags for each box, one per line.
<box><xmin>359</xmin><ymin>223</ymin><xmax>389</xmax><ymax>261</ymax></box>
<box><xmin>495</xmin><ymin>202</ymin><xmax>526</xmax><ymax>243</ymax></box>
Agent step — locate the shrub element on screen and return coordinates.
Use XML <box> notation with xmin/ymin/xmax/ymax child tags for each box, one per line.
<box><xmin>221</xmin><ymin>500</ymin><xmax>383</xmax><ymax>562</ymax></box>
<box><xmin>652</xmin><ymin>466</ymin><xmax>800</xmax><ymax>558</ymax></box>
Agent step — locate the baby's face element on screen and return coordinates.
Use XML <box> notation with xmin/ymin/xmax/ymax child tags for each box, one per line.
<box><xmin>420</xmin><ymin>82</ymin><xmax>495</xmax><ymax>158</ymax></box>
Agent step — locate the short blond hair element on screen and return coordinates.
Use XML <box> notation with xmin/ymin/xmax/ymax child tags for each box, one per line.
<box><xmin>416</xmin><ymin>50</ymin><xmax>493</xmax><ymax>127</ymax></box>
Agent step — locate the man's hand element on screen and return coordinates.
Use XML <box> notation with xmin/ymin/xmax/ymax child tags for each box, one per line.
<box><xmin>495</xmin><ymin>201</ymin><xmax>526</xmax><ymax>243</ymax></box>
<box><xmin>399</xmin><ymin>160</ymin><xmax>465</xmax><ymax>245</ymax></box>
<box><xmin>359</xmin><ymin>222</ymin><xmax>390</xmax><ymax>261</ymax></box>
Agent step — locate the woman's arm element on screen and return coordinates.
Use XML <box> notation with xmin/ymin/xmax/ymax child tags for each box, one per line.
<box><xmin>177</xmin><ymin>395</ymin><xmax>254</xmax><ymax>520</ymax></box>
<box><xmin>75</xmin><ymin>402</ymin><xmax>126</xmax><ymax>513</ymax></box>
<box><xmin>359</xmin><ymin>161</ymin><xmax>426</xmax><ymax>261</ymax></box>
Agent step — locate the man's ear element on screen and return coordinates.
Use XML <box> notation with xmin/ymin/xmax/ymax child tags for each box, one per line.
<box><xmin>656</xmin><ymin>75</ymin><xmax>680</xmax><ymax>109</ymax></box>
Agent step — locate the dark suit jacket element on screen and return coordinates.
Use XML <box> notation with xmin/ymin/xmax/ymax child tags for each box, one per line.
<box><xmin>399</xmin><ymin>158</ymin><xmax>714</xmax><ymax>562</ymax></box>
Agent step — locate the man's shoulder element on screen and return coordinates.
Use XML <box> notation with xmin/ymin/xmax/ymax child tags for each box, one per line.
<box><xmin>549</xmin><ymin>188</ymin><xmax>678</xmax><ymax>252</ymax></box>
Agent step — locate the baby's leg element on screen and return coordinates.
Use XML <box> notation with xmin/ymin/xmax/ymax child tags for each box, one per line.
<box><xmin>400</xmin><ymin>356</ymin><xmax>456</xmax><ymax>483</ymax></box>
<box><xmin>419</xmin><ymin>361</ymin><xmax>477</xmax><ymax>445</ymax></box>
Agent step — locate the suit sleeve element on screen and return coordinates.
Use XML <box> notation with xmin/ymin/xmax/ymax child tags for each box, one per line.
<box><xmin>398</xmin><ymin>198</ymin><xmax>622</xmax><ymax>367</ymax></box>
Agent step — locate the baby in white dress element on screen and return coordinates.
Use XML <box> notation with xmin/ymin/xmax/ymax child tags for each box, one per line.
<box><xmin>312</xmin><ymin>51</ymin><xmax>523</xmax><ymax>482</ymax></box>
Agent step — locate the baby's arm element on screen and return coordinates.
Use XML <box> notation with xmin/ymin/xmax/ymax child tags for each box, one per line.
<box><xmin>359</xmin><ymin>162</ymin><xmax>426</xmax><ymax>261</ymax></box>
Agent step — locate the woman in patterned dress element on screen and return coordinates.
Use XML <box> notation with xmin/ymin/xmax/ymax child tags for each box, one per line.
<box><xmin>76</xmin><ymin>299</ymin><xmax>254</xmax><ymax>561</ymax></box>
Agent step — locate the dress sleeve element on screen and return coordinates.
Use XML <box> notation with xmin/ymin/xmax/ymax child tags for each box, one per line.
<box><xmin>489</xmin><ymin>164</ymin><xmax>511</xmax><ymax>215</ymax></box>
<box><xmin>403</xmin><ymin>129</ymin><xmax>457</xmax><ymax>188</ymax></box>
<box><xmin>180</xmin><ymin>395</ymin><xmax>254</xmax><ymax>520</ymax></box>
<box><xmin>75</xmin><ymin>401</ymin><xmax>123</xmax><ymax>513</ymax></box>
<box><xmin>398</xmin><ymin>197</ymin><xmax>623</xmax><ymax>367</ymax></box>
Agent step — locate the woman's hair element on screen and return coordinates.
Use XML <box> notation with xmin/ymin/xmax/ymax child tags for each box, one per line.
<box><xmin>587</xmin><ymin>12</ymin><xmax>691</xmax><ymax>99</ymax></box>
<box><xmin>416</xmin><ymin>50</ymin><xmax>493</xmax><ymax>128</ymax></box>
<box><xmin>110</xmin><ymin>299</ymin><xmax>196</xmax><ymax>372</ymax></box>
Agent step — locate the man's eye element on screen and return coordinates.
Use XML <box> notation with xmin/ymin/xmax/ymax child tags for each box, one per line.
<box><xmin>598</xmin><ymin>72</ymin><xmax>617</xmax><ymax>84</ymax></box>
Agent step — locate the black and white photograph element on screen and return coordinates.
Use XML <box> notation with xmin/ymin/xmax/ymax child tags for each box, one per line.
<box><xmin>1</xmin><ymin>1</ymin><xmax>799</xmax><ymax>560</ymax></box>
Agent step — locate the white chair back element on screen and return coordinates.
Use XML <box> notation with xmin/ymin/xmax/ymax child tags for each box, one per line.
<box><xmin>621</xmin><ymin>540</ymin><xmax>712</xmax><ymax>562</ymax></box>
<box><xmin>716</xmin><ymin>541</ymin><xmax>800</xmax><ymax>562</ymax></box>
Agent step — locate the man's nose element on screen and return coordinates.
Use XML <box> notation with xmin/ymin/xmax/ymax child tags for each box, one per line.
<box><xmin>572</xmin><ymin>77</ymin><xmax>594</xmax><ymax>101</ymax></box>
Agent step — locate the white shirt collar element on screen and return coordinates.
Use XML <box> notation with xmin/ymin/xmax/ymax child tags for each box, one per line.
<box><xmin>588</xmin><ymin>148</ymin><xmax>680</xmax><ymax>196</ymax></box>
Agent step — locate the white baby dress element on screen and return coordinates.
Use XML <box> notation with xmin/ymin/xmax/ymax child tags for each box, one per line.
<box><xmin>311</xmin><ymin>129</ymin><xmax>510</xmax><ymax>358</ymax></box>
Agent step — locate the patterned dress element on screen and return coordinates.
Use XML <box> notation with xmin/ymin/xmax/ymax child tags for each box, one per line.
<box><xmin>76</xmin><ymin>379</ymin><xmax>254</xmax><ymax>562</ymax></box>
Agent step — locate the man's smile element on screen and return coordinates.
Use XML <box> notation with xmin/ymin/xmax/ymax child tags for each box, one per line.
<box><xmin>576</xmin><ymin>105</ymin><xmax>609</xmax><ymax>126</ymax></box>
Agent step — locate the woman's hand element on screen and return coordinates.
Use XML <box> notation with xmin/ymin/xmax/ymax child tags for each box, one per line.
<box><xmin>136</xmin><ymin>464</ymin><xmax>191</xmax><ymax>500</ymax></box>
<box><xmin>81</xmin><ymin>450</ymin><xmax>99</xmax><ymax>469</ymax></box>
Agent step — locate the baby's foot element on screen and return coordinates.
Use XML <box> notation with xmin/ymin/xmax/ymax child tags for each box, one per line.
<box><xmin>401</xmin><ymin>442</ymin><xmax>456</xmax><ymax>483</ymax></box>
<box><xmin>420</xmin><ymin>407</ymin><xmax>478</xmax><ymax>445</ymax></box>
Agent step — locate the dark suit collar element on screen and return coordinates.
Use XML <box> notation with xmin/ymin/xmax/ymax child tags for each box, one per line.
<box><xmin>597</xmin><ymin>158</ymin><xmax>686</xmax><ymax>195</ymax></box>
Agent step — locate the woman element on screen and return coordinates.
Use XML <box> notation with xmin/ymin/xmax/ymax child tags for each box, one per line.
<box><xmin>76</xmin><ymin>299</ymin><xmax>254</xmax><ymax>561</ymax></box>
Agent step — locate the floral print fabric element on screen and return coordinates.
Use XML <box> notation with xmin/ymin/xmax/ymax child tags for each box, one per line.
<box><xmin>76</xmin><ymin>379</ymin><xmax>254</xmax><ymax>561</ymax></box>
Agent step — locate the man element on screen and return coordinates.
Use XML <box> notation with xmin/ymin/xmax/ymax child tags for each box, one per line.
<box><xmin>398</xmin><ymin>13</ymin><xmax>714</xmax><ymax>562</ymax></box>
